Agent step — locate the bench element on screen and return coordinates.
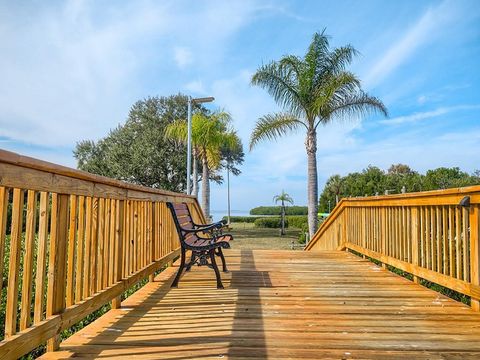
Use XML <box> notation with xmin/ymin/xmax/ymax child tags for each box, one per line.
<box><xmin>166</xmin><ymin>202</ymin><xmax>233</xmax><ymax>289</ymax></box>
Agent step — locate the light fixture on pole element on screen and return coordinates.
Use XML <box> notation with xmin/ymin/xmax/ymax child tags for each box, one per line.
<box><xmin>186</xmin><ymin>96</ymin><xmax>215</xmax><ymax>194</ymax></box>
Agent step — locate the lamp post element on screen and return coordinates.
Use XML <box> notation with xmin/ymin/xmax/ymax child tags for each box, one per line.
<box><xmin>186</xmin><ymin>96</ymin><xmax>215</xmax><ymax>194</ymax></box>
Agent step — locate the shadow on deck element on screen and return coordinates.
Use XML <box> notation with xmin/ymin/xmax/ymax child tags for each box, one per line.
<box><xmin>41</xmin><ymin>249</ymin><xmax>480</xmax><ymax>359</ymax></box>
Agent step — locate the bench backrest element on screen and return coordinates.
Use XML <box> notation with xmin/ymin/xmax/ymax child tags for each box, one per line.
<box><xmin>166</xmin><ymin>202</ymin><xmax>196</xmax><ymax>245</ymax></box>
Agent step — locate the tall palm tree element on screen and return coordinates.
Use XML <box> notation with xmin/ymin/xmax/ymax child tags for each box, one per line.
<box><xmin>273</xmin><ymin>190</ymin><xmax>294</xmax><ymax>236</ymax></box>
<box><xmin>165</xmin><ymin>110</ymin><xmax>239</xmax><ymax>219</ymax></box>
<box><xmin>250</xmin><ymin>30</ymin><xmax>388</xmax><ymax>238</ymax></box>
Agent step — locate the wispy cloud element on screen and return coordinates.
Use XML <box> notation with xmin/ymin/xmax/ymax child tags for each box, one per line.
<box><xmin>174</xmin><ymin>46</ymin><xmax>193</xmax><ymax>68</ymax></box>
<box><xmin>184</xmin><ymin>80</ymin><xmax>206</xmax><ymax>95</ymax></box>
<box><xmin>363</xmin><ymin>0</ymin><xmax>459</xmax><ymax>88</ymax></box>
<box><xmin>380</xmin><ymin>105</ymin><xmax>480</xmax><ymax>125</ymax></box>
<box><xmin>0</xmin><ymin>0</ymin><xmax>260</xmax><ymax>147</ymax></box>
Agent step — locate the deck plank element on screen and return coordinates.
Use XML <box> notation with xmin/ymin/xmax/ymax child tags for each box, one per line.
<box><xmin>40</xmin><ymin>249</ymin><xmax>480</xmax><ymax>359</ymax></box>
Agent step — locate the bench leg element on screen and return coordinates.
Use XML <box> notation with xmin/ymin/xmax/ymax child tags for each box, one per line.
<box><xmin>186</xmin><ymin>251</ymin><xmax>196</xmax><ymax>271</ymax></box>
<box><xmin>216</xmin><ymin>248</ymin><xmax>228</xmax><ymax>273</ymax></box>
<box><xmin>171</xmin><ymin>247</ymin><xmax>186</xmax><ymax>288</ymax></box>
<box><xmin>209</xmin><ymin>249</ymin><xmax>224</xmax><ymax>289</ymax></box>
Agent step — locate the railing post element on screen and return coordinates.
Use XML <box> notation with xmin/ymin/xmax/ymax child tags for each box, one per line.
<box><xmin>411</xmin><ymin>207</ymin><xmax>420</xmax><ymax>284</ymax></box>
<box><xmin>112</xmin><ymin>199</ymin><xmax>125</xmax><ymax>309</ymax></box>
<box><xmin>469</xmin><ymin>204</ymin><xmax>480</xmax><ymax>311</ymax></box>
<box><xmin>46</xmin><ymin>193</ymin><xmax>69</xmax><ymax>352</ymax></box>
<box><xmin>381</xmin><ymin>207</ymin><xmax>386</xmax><ymax>268</ymax></box>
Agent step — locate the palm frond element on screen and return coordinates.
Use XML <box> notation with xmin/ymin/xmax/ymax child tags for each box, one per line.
<box><xmin>249</xmin><ymin>113</ymin><xmax>304</xmax><ymax>150</ymax></box>
<box><xmin>328</xmin><ymin>45</ymin><xmax>359</xmax><ymax>73</ymax></box>
<box><xmin>164</xmin><ymin>120</ymin><xmax>187</xmax><ymax>143</ymax></box>
<box><xmin>320</xmin><ymin>91</ymin><xmax>388</xmax><ymax>126</ymax></box>
<box><xmin>313</xmin><ymin>71</ymin><xmax>361</xmax><ymax>116</ymax></box>
<box><xmin>273</xmin><ymin>190</ymin><xmax>294</xmax><ymax>205</ymax></box>
<box><xmin>305</xmin><ymin>30</ymin><xmax>330</xmax><ymax>73</ymax></box>
<box><xmin>251</xmin><ymin>62</ymin><xmax>305</xmax><ymax>118</ymax></box>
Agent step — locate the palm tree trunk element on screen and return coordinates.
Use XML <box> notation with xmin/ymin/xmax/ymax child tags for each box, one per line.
<box><xmin>192</xmin><ymin>149</ymin><xmax>198</xmax><ymax>197</ymax></box>
<box><xmin>201</xmin><ymin>155</ymin><xmax>210</xmax><ymax>219</ymax></box>
<box><xmin>281</xmin><ymin>200</ymin><xmax>285</xmax><ymax>236</ymax></box>
<box><xmin>305</xmin><ymin>129</ymin><xmax>318</xmax><ymax>239</ymax></box>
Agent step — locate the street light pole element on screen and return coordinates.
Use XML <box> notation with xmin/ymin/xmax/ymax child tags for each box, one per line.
<box><xmin>186</xmin><ymin>97</ymin><xmax>192</xmax><ymax>194</ymax></box>
<box><xmin>186</xmin><ymin>96</ymin><xmax>215</xmax><ymax>195</ymax></box>
<box><xmin>227</xmin><ymin>165</ymin><xmax>231</xmax><ymax>225</ymax></box>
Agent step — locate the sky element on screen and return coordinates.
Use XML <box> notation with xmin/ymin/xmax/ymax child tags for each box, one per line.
<box><xmin>1</xmin><ymin>0</ymin><xmax>479</xmax><ymax>214</ymax></box>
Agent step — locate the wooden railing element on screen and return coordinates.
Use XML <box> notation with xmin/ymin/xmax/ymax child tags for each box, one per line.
<box><xmin>0</xmin><ymin>149</ymin><xmax>206</xmax><ymax>359</ymax></box>
<box><xmin>306</xmin><ymin>186</ymin><xmax>480</xmax><ymax>310</ymax></box>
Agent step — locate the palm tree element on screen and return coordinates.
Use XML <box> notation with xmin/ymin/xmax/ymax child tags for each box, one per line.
<box><xmin>250</xmin><ymin>30</ymin><xmax>388</xmax><ymax>238</ymax></box>
<box><xmin>273</xmin><ymin>190</ymin><xmax>294</xmax><ymax>235</ymax></box>
<box><xmin>165</xmin><ymin>110</ymin><xmax>239</xmax><ymax>219</ymax></box>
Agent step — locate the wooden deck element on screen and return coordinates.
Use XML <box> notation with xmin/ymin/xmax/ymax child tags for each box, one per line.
<box><xmin>41</xmin><ymin>249</ymin><xmax>480</xmax><ymax>359</ymax></box>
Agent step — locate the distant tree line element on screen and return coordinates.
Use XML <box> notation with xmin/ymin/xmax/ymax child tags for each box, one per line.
<box><xmin>250</xmin><ymin>206</ymin><xmax>308</xmax><ymax>216</ymax></box>
<box><xmin>319</xmin><ymin>164</ymin><xmax>480</xmax><ymax>213</ymax></box>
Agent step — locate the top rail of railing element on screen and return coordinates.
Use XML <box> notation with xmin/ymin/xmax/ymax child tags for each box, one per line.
<box><xmin>0</xmin><ymin>149</ymin><xmax>196</xmax><ymax>202</ymax></box>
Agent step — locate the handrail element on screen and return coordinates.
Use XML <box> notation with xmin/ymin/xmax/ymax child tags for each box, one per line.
<box><xmin>306</xmin><ymin>186</ymin><xmax>480</xmax><ymax>311</ymax></box>
<box><xmin>0</xmin><ymin>149</ymin><xmax>206</xmax><ymax>359</ymax></box>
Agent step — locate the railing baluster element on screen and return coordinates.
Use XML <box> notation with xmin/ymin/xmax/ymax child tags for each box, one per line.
<box><xmin>66</xmin><ymin>195</ymin><xmax>77</xmax><ymax>307</ymax></box>
<box><xmin>456</xmin><ymin>207</ymin><xmax>462</xmax><ymax>279</ymax></box>
<box><xmin>470</xmin><ymin>205</ymin><xmax>480</xmax><ymax>310</ymax></box>
<box><xmin>75</xmin><ymin>195</ymin><xmax>86</xmax><ymax>303</ymax></box>
<box><xmin>83</xmin><ymin>197</ymin><xmax>93</xmax><ymax>298</ymax></box>
<box><xmin>46</xmin><ymin>193</ymin><xmax>69</xmax><ymax>352</ymax></box>
<box><xmin>112</xmin><ymin>199</ymin><xmax>125</xmax><ymax>309</ymax></box>
<box><xmin>34</xmin><ymin>192</ymin><xmax>49</xmax><ymax>324</ymax></box>
<box><xmin>0</xmin><ymin>187</ymin><xmax>9</xmax><ymax>299</ymax></box>
<box><xmin>5</xmin><ymin>188</ymin><xmax>25</xmax><ymax>338</ymax></box>
<box><xmin>411</xmin><ymin>207</ymin><xmax>420</xmax><ymax>283</ymax></box>
<box><xmin>20</xmin><ymin>190</ymin><xmax>37</xmax><ymax>330</ymax></box>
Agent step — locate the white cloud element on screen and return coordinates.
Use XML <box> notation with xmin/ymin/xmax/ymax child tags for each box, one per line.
<box><xmin>417</xmin><ymin>95</ymin><xmax>427</xmax><ymax>104</ymax></box>
<box><xmin>380</xmin><ymin>105</ymin><xmax>480</xmax><ymax>125</ymax></box>
<box><xmin>174</xmin><ymin>46</ymin><xmax>193</xmax><ymax>68</ymax></box>
<box><xmin>363</xmin><ymin>0</ymin><xmax>459</xmax><ymax>88</ymax></box>
<box><xmin>0</xmin><ymin>0</ymin><xmax>260</xmax><ymax>149</ymax></box>
<box><xmin>318</xmin><ymin>128</ymin><xmax>480</xmax><ymax>181</ymax></box>
<box><xmin>380</xmin><ymin>108</ymin><xmax>449</xmax><ymax>125</ymax></box>
<box><xmin>184</xmin><ymin>80</ymin><xmax>206</xmax><ymax>95</ymax></box>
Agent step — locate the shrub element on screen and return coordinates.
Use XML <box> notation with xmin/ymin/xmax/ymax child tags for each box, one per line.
<box><xmin>298</xmin><ymin>224</ymin><xmax>309</xmax><ymax>244</ymax></box>
<box><xmin>254</xmin><ymin>217</ymin><xmax>287</xmax><ymax>228</ymax></box>
<box><xmin>286</xmin><ymin>215</ymin><xmax>308</xmax><ymax>228</ymax></box>
<box><xmin>250</xmin><ymin>206</ymin><xmax>308</xmax><ymax>215</ymax></box>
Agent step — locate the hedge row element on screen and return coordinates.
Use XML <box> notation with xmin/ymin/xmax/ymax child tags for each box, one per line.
<box><xmin>250</xmin><ymin>206</ymin><xmax>308</xmax><ymax>215</ymax></box>
<box><xmin>254</xmin><ymin>217</ymin><xmax>285</xmax><ymax>228</ymax></box>
<box><xmin>221</xmin><ymin>216</ymin><xmax>258</xmax><ymax>223</ymax></box>
<box><xmin>223</xmin><ymin>215</ymin><xmax>309</xmax><ymax>229</ymax></box>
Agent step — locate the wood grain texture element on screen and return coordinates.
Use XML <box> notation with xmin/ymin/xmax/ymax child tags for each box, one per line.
<box><xmin>5</xmin><ymin>189</ymin><xmax>25</xmax><ymax>338</ymax></box>
<box><xmin>0</xmin><ymin>187</ymin><xmax>9</xmax><ymax>299</ymax></box>
<box><xmin>20</xmin><ymin>190</ymin><xmax>37</xmax><ymax>330</ymax></box>
<box><xmin>34</xmin><ymin>192</ymin><xmax>50</xmax><ymax>324</ymax></box>
<box><xmin>39</xmin><ymin>250</ymin><xmax>480</xmax><ymax>360</ymax></box>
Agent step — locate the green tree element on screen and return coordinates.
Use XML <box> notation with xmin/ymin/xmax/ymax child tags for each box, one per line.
<box><xmin>74</xmin><ymin>94</ymin><xmax>197</xmax><ymax>192</ymax></box>
<box><xmin>249</xmin><ymin>30</ymin><xmax>387</xmax><ymax>238</ymax></box>
<box><xmin>319</xmin><ymin>174</ymin><xmax>344</xmax><ymax>213</ymax></box>
<box><xmin>423</xmin><ymin>167</ymin><xmax>476</xmax><ymax>190</ymax></box>
<box><xmin>273</xmin><ymin>190</ymin><xmax>294</xmax><ymax>235</ymax></box>
<box><xmin>318</xmin><ymin>164</ymin><xmax>480</xmax><ymax>212</ymax></box>
<box><xmin>165</xmin><ymin>111</ymin><xmax>241</xmax><ymax>218</ymax></box>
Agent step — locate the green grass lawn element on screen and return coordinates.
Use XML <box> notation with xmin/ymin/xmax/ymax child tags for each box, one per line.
<box><xmin>225</xmin><ymin>222</ymin><xmax>303</xmax><ymax>250</ymax></box>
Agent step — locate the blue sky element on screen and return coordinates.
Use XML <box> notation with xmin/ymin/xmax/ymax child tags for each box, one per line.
<box><xmin>1</xmin><ymin>0</ymin><xmax>479</xmax><ymax>213</ymax></box>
